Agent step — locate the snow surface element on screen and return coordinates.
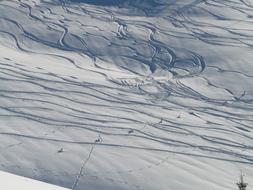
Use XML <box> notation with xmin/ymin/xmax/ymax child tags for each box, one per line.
<box><xmin>0</xmin><ymin>0</ymin><xmax>253</xmax><ymax>189</ymax></box>
<box><xmin>0</xmin><ymin>171</ymin><xmax>70</xmax><ymax>190</ymax></box>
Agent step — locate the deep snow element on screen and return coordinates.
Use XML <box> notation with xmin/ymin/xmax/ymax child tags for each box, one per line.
<box><xmin>0</xmin><ymin>171</ymin><xmax>70</xmax><ymax>190</ymax></box>
<box><xmin>0</xmin><ymin>0</ymin><xmax>253</xmax><ymax>189</ymax></box>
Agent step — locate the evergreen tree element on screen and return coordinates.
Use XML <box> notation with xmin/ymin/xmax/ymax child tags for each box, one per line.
<box><xmin>237</xmin><ymin>172</ymin><xmax>248</xmax><ymax>190</ymax></box>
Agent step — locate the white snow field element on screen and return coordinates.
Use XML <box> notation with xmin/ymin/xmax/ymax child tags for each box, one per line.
<box><xmin>0</xmin><ymin>170</ymin><xmax>70</xmax><ymax>190</ymax></box>
<box><xmin>0</xmin><ymin>0</ymin><xmax>253</xmax><ymax>189</ymax></box>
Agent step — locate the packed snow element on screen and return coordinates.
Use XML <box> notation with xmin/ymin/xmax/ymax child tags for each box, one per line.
<box><xmin>0</xmin><ymin>0</ymin><xmax>253</xmax><ymax>189</ymax></box>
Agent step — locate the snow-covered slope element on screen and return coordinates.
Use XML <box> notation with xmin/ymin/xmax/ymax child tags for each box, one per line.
<box><xmin>0</xmin><ymin>0</ymin><xmax>253</xmax><ymax>189</ymax></box>
<box><xmin>0</xmin><ymin>171</ymin><xmax>70</xmax><ymax>190</ymax></box>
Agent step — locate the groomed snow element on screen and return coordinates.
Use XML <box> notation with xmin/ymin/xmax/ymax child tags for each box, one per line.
<box><xmin>0</xmin><ymin>0</ymin><xmax>253</xmax><ymax>190</ymax></box>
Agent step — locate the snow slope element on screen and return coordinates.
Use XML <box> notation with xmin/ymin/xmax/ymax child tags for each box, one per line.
<box><xmin>0</xmin><ymin>0</ymin><xmax>253</xmax><ymax>189</ymax></box>
<box><xmin>0</xmin><ymin>171</ymin><xmax>70</xmax><ymax>190</ymax></box>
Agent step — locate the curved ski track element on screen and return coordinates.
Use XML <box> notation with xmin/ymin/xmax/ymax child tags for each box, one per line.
<box><xmin>0</xmin><ymin>0</ymin><xmax>253</xmax><ymax>190</ymax></box>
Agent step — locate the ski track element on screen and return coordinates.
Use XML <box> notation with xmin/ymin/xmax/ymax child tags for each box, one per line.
<box><xmin>0</xmin><ymin>0</ymin><xmax>253</xmax><ymax>190</ymax></box>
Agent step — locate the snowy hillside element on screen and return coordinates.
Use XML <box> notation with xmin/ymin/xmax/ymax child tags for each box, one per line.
<box><xmin>0</xmin><ymin>0</ymin><xmax>253</xmax><ymax>189</ymax></box>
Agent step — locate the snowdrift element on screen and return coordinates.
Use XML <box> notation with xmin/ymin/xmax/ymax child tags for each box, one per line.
<box><xmin>0</xmin><ymin>171</ymin><xmax>70</xmax><ymax>190</ymax></box>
